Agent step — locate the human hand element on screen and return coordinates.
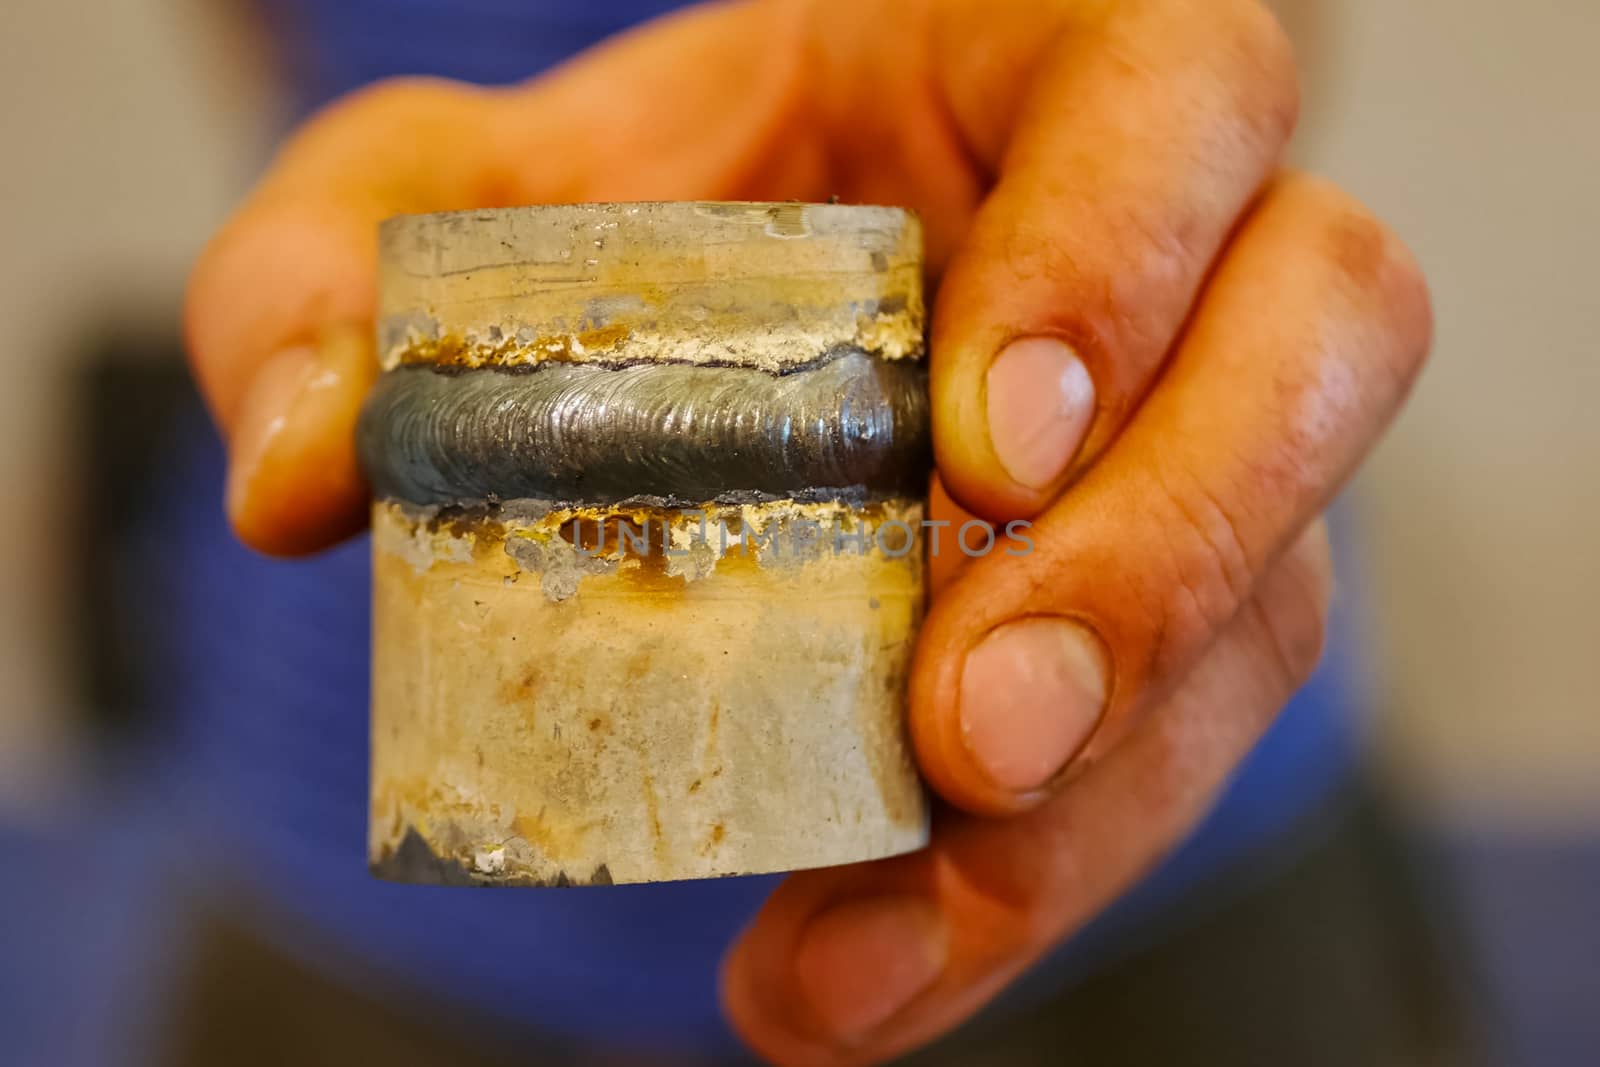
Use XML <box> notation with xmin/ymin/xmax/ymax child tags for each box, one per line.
<box><xmin>186</xmin><ymin>0</ymin><xmax>1431</xmax><ymax>1062</ymax></box>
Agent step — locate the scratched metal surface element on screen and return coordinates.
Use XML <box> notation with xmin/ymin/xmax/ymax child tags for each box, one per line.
<box><xmin>357</xmin><ymin>348</ymin><xmax>930</xmax><ymax>507</ymax></box>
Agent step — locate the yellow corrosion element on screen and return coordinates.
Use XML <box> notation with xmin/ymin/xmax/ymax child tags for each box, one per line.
<box><xmin>378</xmin><ymin>202</ymin><xmax>925</xmax><ymax>372</ymax></box>
<box><xmin>377</xmin><ymin>497</ymin><xmax>926</xmax><ymax>588</ymax></box>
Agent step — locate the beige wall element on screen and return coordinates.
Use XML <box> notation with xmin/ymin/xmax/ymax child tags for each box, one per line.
<box><xmin>1280</xmin><ymin>0</ymin><xmax>1600</xmax><ymax>828</ymax></box>
<box><xmin>0</xmin><ymin>0</ymin><xmax>272</xmax><ymax>805</ymax></box>
<box><xmin>0</xmin><ymin>0</ymin><xmax>1595</xmax><ymax>827</ymax></box>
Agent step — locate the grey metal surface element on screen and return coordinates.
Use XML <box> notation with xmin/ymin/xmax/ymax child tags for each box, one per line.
<box><xmin>357</xmin><ymin>348</ymin><xmax>930</xmax><ymax>507</ymax></box>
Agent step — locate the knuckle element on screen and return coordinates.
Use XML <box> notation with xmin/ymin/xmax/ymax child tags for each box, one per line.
<box><xmin>1135</xmin><ymin>0</ymin><xmax>1299</xmax><ymax>140</ymax></box>
<box><xmin>1218</xmin><ymin>0</ymin><xmax>1301</xmax><ymax>134</ymax></box>
<box><xmin>1318</xmin><ymin>193</ymin><xmax>1399</xmax><ymax>290</ymax></box>
<box><xmin>1302</xmin><ymin>180</ymin><xmax>1435</xmax><ymax>375</ymax></box>
<box><xmin>1224</xmin><ymin>0</ymin><xmax>1298</xmax><ymax>74</ymax></box>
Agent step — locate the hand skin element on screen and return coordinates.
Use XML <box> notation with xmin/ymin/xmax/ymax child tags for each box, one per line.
<box><xmin>186</xmin><ymin>0</ymin><xmax>1432</xmax><ymax>1062</ymax></box>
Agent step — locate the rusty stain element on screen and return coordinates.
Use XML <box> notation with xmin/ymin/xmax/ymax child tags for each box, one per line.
<box><xmin>640</xmin><ymin>769</ymin><xmax>667</xmax><ymax>865</ymax></box>
<box><xmin>576</xmin><ymin>321</ymin><xmax>632</xmax><ymax>351</ymax></box>
<box><xmin>511</xmin><ymin>803</ymin><xmax>598</xmax><ymax>864</ymax></box>
<box><xmin>497</xmin><ymin>666</ymin><xmax>541</xmax><ymax>705</ymax></box>
<box><xmin>698</xmin><ymin>822</ymin><xmax>728</xmax><ymax>857</ymax></box>
<box><xmin>398</xmin><ymin>497</ymin><xmax>923</xmax><ymax>589</ymax></box>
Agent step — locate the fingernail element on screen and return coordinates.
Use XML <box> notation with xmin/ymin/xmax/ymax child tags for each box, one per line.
<box><xmin>224</xmin><ymin>325</ymin><xmax>373</xmax><ymax>548</ymax></box>
<box><xmin>226</xmin><ymin>344</ymin><xmax>321</xmax><ymax>523</ymax></box>
<box><xmin>985</xmin><ymin>338</ymin><xmax>1095</xmax><ymax>490</ymax></box>
<box><xmin>960</xmin><ymin>618</ymin><xmax>1110</xmax><ymax>793</ymax></box>
<box><xmin>795</xmin><ymin>896</ymin><xmax>946</xmax><ymax>1044</ymax></box>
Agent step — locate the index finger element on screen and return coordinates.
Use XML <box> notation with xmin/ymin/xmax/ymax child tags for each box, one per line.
<box><xmin>185</xmin><ymin>78</ymin><xmax>505</xmax><ymax>553</ymax></box>
<box><xmin>186</xmin><ymin>78</ymin><xmax>502</xmax><ymax>431</ymax></box>
<box><xmin>184</xmin><ymin>0</ymin><xmax>812</xmax><ymax>553</ymax></box>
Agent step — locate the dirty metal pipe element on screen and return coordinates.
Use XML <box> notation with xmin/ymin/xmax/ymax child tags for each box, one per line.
<box><xmin>363</xmin><ymin>202</ymin><xmax>932</xmax><ymax>886</ymax></box>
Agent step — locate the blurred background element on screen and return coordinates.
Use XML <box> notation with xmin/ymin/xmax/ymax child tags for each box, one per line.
<box><xmin>0</xmin><ymin>1</ymin><xmax>1595</xmax><ymax>1065</ymax></box>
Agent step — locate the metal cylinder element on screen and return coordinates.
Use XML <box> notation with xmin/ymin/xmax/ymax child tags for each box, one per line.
<box><xmin>361</xmin><ymin>202</ymin><xmax>931</xmax><ymax>886</ymax></box>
